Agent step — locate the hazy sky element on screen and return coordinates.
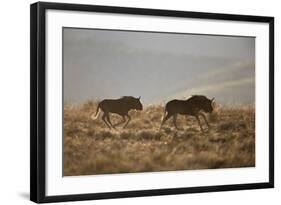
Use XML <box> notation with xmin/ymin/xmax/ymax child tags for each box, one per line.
<box><xmin>63</xmin><ymin>28</ymin><xmax>255</xmax><ymax>105</ymax></box>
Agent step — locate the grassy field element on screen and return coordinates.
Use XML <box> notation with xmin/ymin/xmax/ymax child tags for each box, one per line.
<box><xmin>64</xmin><ymin>101</ymin><xmax>255</xmax><ymax>176</ymax></box>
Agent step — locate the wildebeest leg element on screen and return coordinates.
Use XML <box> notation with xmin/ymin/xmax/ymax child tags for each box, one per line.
<box><xmin>173</xmin><ymin>114</ymin><xmax>179</xmax><ymax>130</ymax></box>
<box><xmin>123</xmin><ymin>114</ymin><xmax>131</xmax><ymax>128</ymax></box>
<box><xmin>160</xmin><ymin>113</ymin><xmax>172</xmax><ymax>129</ymax></box>
<box><xmin>196</xmin><ymin>115</ymin><xmax>204</xmax><ymax>132</ymax></box>
<box><xmin>102</xmin><ymin>112</ymin><xmax>111</xmax><ymax>129</ymax></box>
<box><xmin>199</xmin><ymin>113</ymin><xmax>210</xmax><ymax>129</ymax></box>
<box><xmin>106</xmin><ymin>114</ymin><xmax>115</xmax><ymax>129</ymax></box>
<box><xmin>113</xmin><ymin>115</ymin><xmax>126</xmax><ymax>127</ymax></box>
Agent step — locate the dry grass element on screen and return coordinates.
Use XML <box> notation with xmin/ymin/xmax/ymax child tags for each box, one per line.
<box><xmin>64</xmin><ymin>101</ymin><xmax>255</xmax><ymax>176</ymax></box>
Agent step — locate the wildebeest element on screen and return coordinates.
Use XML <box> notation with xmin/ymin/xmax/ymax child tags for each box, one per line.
<box><xmin>91</xmin><ymin>96</ymin><xmax>143</xmax><ymax>129</ymax></box>
<box><xmin>160</xmin><ymin>95</ymin><xmax>215</xmax><ymax>132</ymax></box>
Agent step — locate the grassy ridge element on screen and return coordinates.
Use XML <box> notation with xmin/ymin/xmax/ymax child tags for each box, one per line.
<box><xmin>64</xmin><ymin>101</ymin><xmax>255</xmax><ymax>176</ymax></box>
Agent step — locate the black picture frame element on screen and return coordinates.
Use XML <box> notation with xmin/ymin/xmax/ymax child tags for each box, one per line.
<box><xmin>30</xmin><ymin>1</ymin><xmax>274</xmax><ymax>203</ymax></box>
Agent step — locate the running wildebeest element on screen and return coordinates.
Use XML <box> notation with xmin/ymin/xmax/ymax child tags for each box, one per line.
<box><xmin>160</xmin><ymin>95</ymin><xmax>215</xmax><ymax>132</ymax></box>
<box><xmin>91</xmin><ymin>96</ymin><xmax>143</xmax><ymax>129</ymax></box>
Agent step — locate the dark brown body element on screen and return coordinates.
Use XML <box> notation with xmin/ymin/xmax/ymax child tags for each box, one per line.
<box><xmin>160</xmin><ymin>95</ymin><xmax>214</xmax><ymax>132</ymax></box>
<box><xmin>91</xmin><ymin>96</ymin><xmax>143</xmax><ymax>129</ymax></box>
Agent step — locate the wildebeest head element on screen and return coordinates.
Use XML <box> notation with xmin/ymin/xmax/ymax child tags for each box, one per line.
<box><xmin>202</xmin><ymin>97</ymin><xmax>215</xmax><ymax>113</ymax></box>
<box><xmin>122</xmin><ymin>96</ymin><xmax>143</xmax><ymax>110</ymax></box>
<box><xmin>134</xmin><ymin>96</ymin><xmax>143</xmax><ymax>110</ymax></box>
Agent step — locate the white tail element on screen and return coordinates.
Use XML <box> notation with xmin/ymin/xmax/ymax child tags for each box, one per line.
<box><xmin>161</xmin><ymin>106</ymin><xmax>167</xmax><ymax>121</ymax></box>
<box><xmin>90</xmin><ymin>105</ymin><xmax>101</xmax><ymax>120</ymax></box>
<box><xmin>159</xmin><ymin>106</ymin><xmax>167</xmax><ymax>131</ymax></box>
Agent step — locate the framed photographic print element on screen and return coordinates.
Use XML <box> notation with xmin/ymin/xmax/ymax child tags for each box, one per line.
<box><xmin>30</xmin><ymin>2</ymin><xmax>274</xmax><ymax>203</ymax></box>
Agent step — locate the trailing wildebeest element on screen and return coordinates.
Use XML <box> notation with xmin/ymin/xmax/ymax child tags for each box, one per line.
<box><xmin>91</xmin><ymin>96</ymin><xmax>143</xmax><ymax>129</ymax></box>
<box><xmin>160</xmin><ymin>95</ymin><xmax>215</xmax><ymax>132</ymax></box>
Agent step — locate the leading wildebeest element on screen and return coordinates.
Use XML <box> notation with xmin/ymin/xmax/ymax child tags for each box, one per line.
<box><xmin>160</xmin><ymin>95</ymin><xmax>215</xmax><ymax>132</ymax></box>
<box><xmin>91</xmin><ymin>96</ymin><xmax>143</xmax><ymax>129</ymax></box>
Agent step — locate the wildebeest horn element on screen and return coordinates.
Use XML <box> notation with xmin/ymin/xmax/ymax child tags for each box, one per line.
<box><xmin>138</xmin><ymin>96</ymin><xmax>141</xmax><ymax>100</ymax></box>
<box><xmin>211</xmin><ymin>97</ymin><xmax>215</xmax><ymax>102</ymax></box>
